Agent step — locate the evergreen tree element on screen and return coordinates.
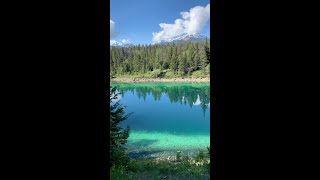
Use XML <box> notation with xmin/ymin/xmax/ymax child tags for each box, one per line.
<box><xmin>205</xmin><ymin>38</ymin><xmax>210</xmax><ymax>61</ymax></box>
<box><xmin>170</xmin><ymin>48</ymin><xmax>178</xmax><ymax>73</ymax></box>
<box><xmin>194</xmin><ymin>50</ymin><xmax>200</xmax><ymax>70</ymax></box>
<box><xmin>110</xmin><ymin>87</ymin><xmax>131</xmax><ymax>168</ymax></box>
<box><xmin>204</xmin><ymin>39</ymin><xmax>210</xmax><ymax>74</ymax></box>
<box><xmin>199</xmin><ymin>39</ymin><xmax>210</xmax><ymax>72</ymax></box>
<box><xmin>199</xmin><ymin>46</ymin><xmax>209</xmax><ymax>71</ymax></box>
<box><xmin>178</xmin><ymin>52</ymin><xmax>187</xmax><ymax>76</ymax></box>
<box><xmin>109</xmin><ymin>41</ymin><xmax>210</xmax><ymax>77</ymax></box>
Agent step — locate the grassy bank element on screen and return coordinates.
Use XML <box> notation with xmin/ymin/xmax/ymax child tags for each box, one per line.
<box><xmin>111</xmin><ymin>77</ymin><xmax>210</xmax><ymax>83</ymax></box>
<box><xmin>112</xmin><ymin>69</ymin><xmax>209</xmax><ymax>79</ymax></box>
<box><xmin>111</xmin><ymin>69</ymin><xmax>210</xmax><ymax>83</ymax></box>
<box><xmin>111</xmin><ymin>149</ymin><xmax>210</xmax><ymax>180</ymax></box>
<box><xmin>111</xmin><ymin>159</ymin><xmax>209</xmax><ymax>180</ymax></box>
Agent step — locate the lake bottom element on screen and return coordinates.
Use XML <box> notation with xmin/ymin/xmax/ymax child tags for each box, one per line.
<box><xmin>126</xmin><ymin>131</ymin><xmax>210</xmax><ymax>159</ymax></box>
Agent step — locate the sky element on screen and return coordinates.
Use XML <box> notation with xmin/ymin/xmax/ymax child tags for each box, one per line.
<box><xmin>110</xmin><ymin>0</ymin><xmax>210</xmax><ymax>45</ymax></box>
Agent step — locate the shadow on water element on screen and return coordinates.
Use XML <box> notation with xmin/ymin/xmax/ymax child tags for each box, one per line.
<box><xmin>127</xmin><ymin>139</ymin><xmax>159</xmax><ymax>147</ymax></box>
<box><xmin>113</xmin><ymin>83</ymin><xmax>210</xmax><ymax>115</ymax></box>
<box><xmin>128</xmin><ymin>150</ymin><xmax>164</xmax><ymax>159</ymax></box>
<box><xmin>127</xmin><ymin>139</ymin><xmax>164</xmax><ymax>159</ymax></box>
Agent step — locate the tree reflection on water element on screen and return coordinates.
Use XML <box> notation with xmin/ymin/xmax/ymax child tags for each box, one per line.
<box><xmin>114</xmin><ymin>83</ymin><xmax>210</xmax><ymax>115</ymax></box>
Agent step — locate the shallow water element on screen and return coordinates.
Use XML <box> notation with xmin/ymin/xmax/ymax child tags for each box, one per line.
<box><xmin>111</xmin><ymin>83</ymin><xmax>210</xmax><ymax>157</ymax></box>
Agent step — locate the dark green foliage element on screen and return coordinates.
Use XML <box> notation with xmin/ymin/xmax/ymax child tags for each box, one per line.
<box><xmin>178</xmin><ymin>52</ymin><xmax>187</xmax><ymax>76</ymax></box>
<box><xmin>195</xmin><ymin>148</ymin><xmax>210</xmax><ymax>160</ymax></box>
<box><xmin>150</xmin><ymin>69</ymin><xmax>162</xmax><ymax>78</ymax></box>
<box><xmin>110</xmin><ymin>41</ymin><xmax>210</xmax><ymax>77</ymax></box>
<box><xmin>111</xmin><ymin>158</ymin><xmax>210</xmax><ymax>180</ymax></box>
<box><xmin>110</xmin><ymin>87</ymin><xmax>131</xmax><ymax>168</ymax></box>
<box><xmin>170</xmin><ymin>48</ymin><xmax>178</xmax><ymax>72</ymax></box>
<box><xmin>110</xmin><ymin>147</ymin><xmax>211</xmax><ymax>179</ymax></box>
<box><xmin>182</xmin><ymin>154</ymin><xmax>190</xmax><ymax>162</ymax></box>
<box><xmin>195</xmin><ymin>150</ymin><xmax>206</xmax><ymax>162</ymax></box>
<box><xmin>176</xmin><ymin>151</ymin><xmax>182</xmax><ymax>162</ymax></box>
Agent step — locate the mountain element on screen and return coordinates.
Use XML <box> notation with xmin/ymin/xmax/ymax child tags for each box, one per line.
<box><xmin>110</xmin><ymin>33</ymin><xmax>209</xmax><ymax>47</ymax></box>
<box><xmin>110</xmin><ymin>40</ymin><xmax>134</xmax><ymax>47</ymax></box>
<box><xmin>153</xmin><ymin>33</ymin><xmax>209</xmax><ymax>45</ymax></box>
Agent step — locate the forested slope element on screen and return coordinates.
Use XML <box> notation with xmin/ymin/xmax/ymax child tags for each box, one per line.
<box><xmin>110</xmin><ymin>40</ymin><xmax>210</xmax><ymax>78</ymax></box>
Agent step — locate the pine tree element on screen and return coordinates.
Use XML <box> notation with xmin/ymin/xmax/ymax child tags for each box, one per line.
<box><xmin>110</xmin><ymin>87</ymin><xmax>131</xmax><ymax>168</ymax></box>
<box><xmin>199</xmin><ymin>45</ymin><xmax>209</xmax><ymax>72</ymax></box>
<box><xmin>110</xmin><ymin>41</ymin><xmax>210</xmax><ymax>77</ymax></box>
<box><xmin>194</xmin><ymin>50</ymin><xmax>200</xmax><ymax>71</ymax></box>
<box><xmin>170</xmin><ymin>48</ymin><xmax>178</xmax><ymax>73</ymax></box>
<box><xmin>205</xmin><ymin>38</ymin><xmax>210</xmax><ymax>65</ymax></box>
<box><xmin>178</xmin><ymin>52</ymin><xmax>187</xmax><ymax>76</ymax></box>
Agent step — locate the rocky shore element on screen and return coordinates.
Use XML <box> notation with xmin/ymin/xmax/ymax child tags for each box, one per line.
<box><xmin>128</xmin><ymin>149</ymin><xmax>210</xmax><ymax>165</ymax></box>
<box><xmin>111</xmin><ymin>77</ymin><xmax>210</xmax><ymax>83</ymax></box>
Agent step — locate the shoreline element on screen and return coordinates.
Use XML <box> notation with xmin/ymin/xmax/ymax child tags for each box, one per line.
<box><xmin>128</xmin><ymin>149</ymin><xmax>210</xmax><ymax>163</ymax></box>
<box><xmin>111</xmin><ymin>77</ymin><xmax>210</xmax><ymax>83</ymax></box>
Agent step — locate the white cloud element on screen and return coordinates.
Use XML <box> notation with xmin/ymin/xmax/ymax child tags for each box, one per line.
<box><xmin>193</xmin><ymin>95</ymin><xmax>201</xmax><ymax>105</ymax></box>
<box><xmin>110</xmin><ymin>20</ymin><xmax>116</xmax><ymax>38</ymax></box>
<box><xmin>152</xmin><ymin>4</ymin><xmax>210</xmax><ymax>42</ymax></box>
<box><xmin>121</xmin><ymin>39</ymin><xmax>131</xmax><ymax>44</ymax></box>
<box><xmin>110</xmin><ymin>39</ymin><xmax>132</xmax><ymax>46</ymax></box>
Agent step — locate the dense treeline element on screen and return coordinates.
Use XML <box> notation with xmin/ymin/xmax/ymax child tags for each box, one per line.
<box><xmin>110</xmin><ymin>40</ymin><xmax>210</xmax><ymax>78</ymax></box>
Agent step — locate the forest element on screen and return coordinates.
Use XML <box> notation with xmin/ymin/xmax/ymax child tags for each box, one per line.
<box><xmin>110</xmin><ymin>40</ymin><xmax>210</xmax><ymax>78</ymax></box>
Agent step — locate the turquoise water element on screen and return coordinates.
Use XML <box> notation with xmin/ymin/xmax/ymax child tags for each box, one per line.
<box><xmin>111</xmin><ymin>83</ymin><xmax>210</xmax><ymax>156</ymax></box>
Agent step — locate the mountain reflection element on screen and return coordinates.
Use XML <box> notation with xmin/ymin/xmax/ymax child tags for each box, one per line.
<box><xmin>113</xmin><ymin>83</ymin><xmax>210</xmax><ymax>115</ymax></box>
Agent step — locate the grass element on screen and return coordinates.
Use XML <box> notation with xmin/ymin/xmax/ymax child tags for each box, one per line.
<box><xmin>190</xmin><ymin>70</ymin><xmax>209</xmax><ymax>78</ymax></box>
<box><xmin>110</xmin><ymin>149</ymin><xmax>210</xmax><ymax>180</ymax></box>
<box><xmin>110</xmin><ymin>159</ymin><xmax>210</xmax><ymax>180</ymax></box>
<box><xmin>112</xmin><ymin>69</ymin><xmax>210</xmax><ymax>79</ymax></box>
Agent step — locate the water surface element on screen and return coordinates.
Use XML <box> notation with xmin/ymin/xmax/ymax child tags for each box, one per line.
<box><xmin>111</xmin><ymin>83</ymin><xmax>210</xmax><ymax>156</ymax></box>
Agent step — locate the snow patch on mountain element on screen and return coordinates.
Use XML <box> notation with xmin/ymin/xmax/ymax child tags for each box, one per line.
<box><xmin>153</xmin><ymin>33</ymin><xmax>208</xmax><ymax>45</ymax></box>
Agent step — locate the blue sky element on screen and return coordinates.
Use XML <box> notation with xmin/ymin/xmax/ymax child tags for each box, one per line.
<box><xmin>110</xmin><ymin>0</ymin><xmax>210</xmax><ymax>45</ymax></box>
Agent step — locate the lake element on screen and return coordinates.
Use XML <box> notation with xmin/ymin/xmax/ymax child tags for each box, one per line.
<box><xmin>111</xmin><ymin>83</ymin><xmax>210</xmax><ymax>158</ymax></box>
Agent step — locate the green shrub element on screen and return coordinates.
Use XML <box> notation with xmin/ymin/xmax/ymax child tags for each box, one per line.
<box><xmin>176</xmin><ymin>151</ymin><xmax>182</xmax><ymax>162</ymax></box>
<box><xmin>205</xmin><ymin>64</ymin><xmax>210</xmax><ymax>75</ymax></box>
<box><xmin>163</xmin><ymin>70</ymin><xmax>175</xmax><ymax>78</ymax></box>
<box><xmin>195</xmin><ymin>150</ymin><xmax>206</xmax><ymax>162</ymax></box>
<box><xmin>182</xmin><ymin>154</ymin><xmax>190</xmax><ymax>162</ymax></box>
<box><xmin>111</xmin><ymin>157</ymin><xmax>210</xmax><ymax>179</ymax></box>
<box><xmin>191</xmin><ymin>70</ymin><xmax>206</xmax><ymax>78</ymax></box>
<box><xmin>110</xmin><ymin>165</ymin><xmax>129</xmax><ymax>180</ymax></box>
<box><xmin>151</xmin><ymin>69</ymin><xmax>162</xmax><ymax>78</ymax></box>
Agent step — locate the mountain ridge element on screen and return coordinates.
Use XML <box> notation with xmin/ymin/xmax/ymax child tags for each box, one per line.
<box><xmin>110</xmin><ymin>33</ymin><xmax>209</xmax><ymax>47</ymax></box>
<box><xmin>153</xmin><ymin>33</ymin><xmax>209</xmax><ymax>45</ymax></box>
